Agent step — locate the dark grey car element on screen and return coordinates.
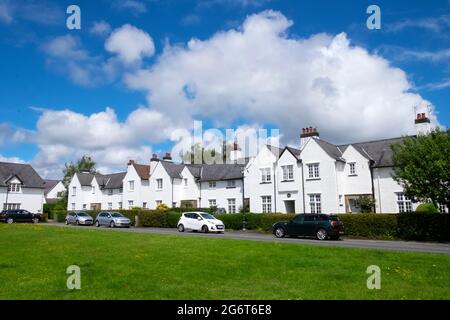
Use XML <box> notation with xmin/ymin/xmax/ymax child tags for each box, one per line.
<box><xmin>65</xmin><ymin>211</ymin><xmax>93</xmax><ymax>226</ymax></box>
<box><xmin>95</xmin><ymin>212</ymin><xmax>131</xmax><ymax>228</ymax></box>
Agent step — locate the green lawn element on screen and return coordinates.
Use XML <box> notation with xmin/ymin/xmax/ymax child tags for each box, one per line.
<box><xmin>0</xmin><ymin>224</ymin><xmax>449</xmax><ymax>300</ymax></box>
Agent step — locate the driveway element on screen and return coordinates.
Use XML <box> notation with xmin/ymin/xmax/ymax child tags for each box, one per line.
<box><xmin>44</xmin><ymin>222</ymin><xmax>450</xmax><ymax>255</ymax></box>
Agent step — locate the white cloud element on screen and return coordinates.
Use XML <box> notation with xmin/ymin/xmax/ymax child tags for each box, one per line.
<box><xmin>0</xmin><ymin>0</ymin><xmax>63</xmax><ymax>25</ymax></box>
<box><xmin>386</xmin><ymin>15</ymin><xmax>450</xmax><ymax>33</ymax></box>
<box><xmin>0</xmin><ymin>2</ymin><xmax>13</xmax><ymax>24</ymax></box>
<box><xmin>24</xmin><ymin>106</ymin><xmax>180</xmax><ymax>178</ymax></box>
<box><xmin>90</xmin><ymin>20</ymin><xmax>112</xmax><ymax>37</ymax></box>
<box><xmin>112</xmin><ymin>0</ymin><xmax>147</xmax><ymax>15</ymax></box>
<box><xmin>125</xmin><ymin>10</ymin><xmax>438</xmax><ymax>145</ymax></box>
<box><xmin>0</xmin><ymin>154</ymin><xmax>25</xmax><ymax>164</ymax></box>
<box><xmin>106</xmin><ymin>24</ymin><xmax>155</xmax><ymax>64</ymax></box>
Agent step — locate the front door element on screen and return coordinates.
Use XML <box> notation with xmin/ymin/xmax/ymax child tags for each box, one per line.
<box><xmin>284</xmin><ymin>200</ymin><xmax>295</xmax><ymax>214</ymax></box>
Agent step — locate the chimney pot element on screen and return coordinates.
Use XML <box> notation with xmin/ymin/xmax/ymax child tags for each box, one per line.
<box><xmin>150</xmin><ymin>154</ymin><xmax>159</xmax><ymax>162</ymax></box>
<box><xmin>163</xmin><ymin>153</ymin><xmax>172</xmax><ymax>161</ymax></box>
<box><xmin>128</xmin><ymin>160</ymin><xmax>135</xmax><ymax>165</ymax></box>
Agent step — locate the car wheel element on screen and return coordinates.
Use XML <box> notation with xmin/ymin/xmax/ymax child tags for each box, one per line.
<box><xmin>65</xmin><ymin>219</ymin><xmax>69</xmax><ymax>225</ymax></box>
<box><xmin>6</xmin><ymin>218</ymin><xmax>13</xmax><ymax>224</ymax></box>
<box><xmin>201</xmin><ymin>225</ymin><xmax>209</xmax><ymax>233</ymax></box>
<box><xmin>76</xmin><ymin>220</ymin><xmax>80</xmax><ymax>226</ymax></box>
<box><xmin>316</xmin><ymin>228</ymin><xmax>328</xmax><ymax>240</ymax></box>
<box><xmin>95</xmin><ymin>221</ymin><xmax>100</xmax><ymax>227</ymax></box>
<box><xmin>178</xmin><ymin>224</ymin><xmax>185</xmax><ymax>232</ymax></box>
<box><xmin>110</xmin><ymin>221</ymin><xmax>115</xmax><ymax>228</ymax></box>
<box><xmin>32</xmin><ymin>218</ymin><xmax>39</xmax><ymax>224</ymax></box>
<box><xmin>274</xmin><ymin>227</ymin><xmax>285</xmax><ymax>238</ymax></box>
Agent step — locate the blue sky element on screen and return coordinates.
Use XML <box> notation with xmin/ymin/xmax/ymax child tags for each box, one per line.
<box><xmin>0</xmin><ymin>0</ymin><xmax>449</xmax><ymax>178</ymax></box>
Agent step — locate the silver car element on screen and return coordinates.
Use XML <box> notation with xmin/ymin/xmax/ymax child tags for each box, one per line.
<box><xmin>95</xmin><ymin>211</ymin><xmax>131</xmax><ymax>228</ymax></box>
<box><xmin>65</xmin><ymin>211</ymin><xmax>93</xmax><ymax>226</ymax></box>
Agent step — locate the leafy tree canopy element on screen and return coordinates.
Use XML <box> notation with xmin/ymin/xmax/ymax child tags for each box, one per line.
<box><xmin>63</xmin><ymin>156</ymin><xmax>96</xmax><ymax>186</ymax></box>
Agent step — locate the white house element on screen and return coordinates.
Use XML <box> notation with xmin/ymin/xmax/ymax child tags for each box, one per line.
<box><xmin>43</xmin><ymin>180</ymin><xmax>66</xmax><ymax>204</ymax></box>
<box><xmin>0</xmin><ymin>162</ymin><xmax>45</xmax><ymax>213</ymax></box>
<box><xmin>65</xmin><ymin>112</ymin><xmax>446</xmax><ymax>215</ymax></box>
<box><xmin>123</xmin><ymin>160</ymin><xmax>150</xmax><ymax>209</ymax></box>
<box><xmin>67</xmin><ymin>171</ymin><xmax>126</xmax><ymax>211</ymax></box>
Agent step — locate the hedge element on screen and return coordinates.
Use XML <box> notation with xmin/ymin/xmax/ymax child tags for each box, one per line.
<box><xmin>46</xmin><ymin>208</ymin><xmax>450</xmax><ymax>242</ymax></box>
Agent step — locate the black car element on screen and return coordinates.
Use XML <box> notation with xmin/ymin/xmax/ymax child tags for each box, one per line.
<box><xmin>0</xmin><ymin>209</ymin><xmax>41</xmax><ymax>224</ymax></box>
<box><xmin>272</xmin><ymin>214</ymin><xmax>344</xmax><ymax>240</ymax></box>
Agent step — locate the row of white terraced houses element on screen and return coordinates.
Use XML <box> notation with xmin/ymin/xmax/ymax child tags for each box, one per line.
<box><xmin>67</xmin><ymin>115</ymin><xmax>448</xmax><ymax>214</ymax></box>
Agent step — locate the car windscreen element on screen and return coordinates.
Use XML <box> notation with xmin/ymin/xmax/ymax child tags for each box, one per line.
<box><xmin>77</xmin><ymin>212</ymin><xmax>89</xmax><ymax>217</ymax></box>
<box><xmin>329</xmin><ymin>215</ymin><xmax>340</xmax><ymax>221</ymax></box>
<box><xmin>110</xmin><ymin>213</ymin><xmax>123</xmax><ymax>217</ymax></box>
<box><xmin>200</xmin><ymin>213</ymin><xmax>215</xmax><ymax>220</ymax></box>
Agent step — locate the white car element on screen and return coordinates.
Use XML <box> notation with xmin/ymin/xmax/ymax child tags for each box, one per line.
<box><xmin>177</xmin><ymin>212</ymin><xmax>225</xmax><ymax>233</ymax></box>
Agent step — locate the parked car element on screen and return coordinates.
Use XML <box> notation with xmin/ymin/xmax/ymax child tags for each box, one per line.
<box><xmin>272</xmin><ymin>214</ymin><xmax>344</xmax><ymax>240</ymax></box>
<box><xmin>177</xmin><ymin>212</ymin><xmax>225</xmax><ymax>233</ymax></box>
<box><xmin>94</xmin><ymin>212</ymin><xmax>131</xmax><ymax>228</ymax></box>
<box><xmin>65</xmin><ymin>211</ymin><xmax>93</xmax><ymax>226</ymax></box>
<box><xmin>0</xmin><ymin>209</ymin><xmax>40</xmax><ymax>224</ymax></box>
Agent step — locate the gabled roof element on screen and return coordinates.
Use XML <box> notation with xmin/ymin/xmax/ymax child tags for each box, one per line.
<box><xmin>133</xmin><ymin>163</ymin><xmax>150</xmax><ymax>180</ymax></box>
<box><xmin>266</xmin><ymin>145</ymin><xmax>283</xmax><ymax>157</ymax></box>
<box><xmin>0</xmin><ymin>162</ymin><xmax>45</xmax><ymax>189</ymax></box>
<box><xmin>186</xmin><ymin>165</ymin><xmax>202</xmax><ymax>179</ymax></box>
<box><xmin>199</xmin><ymin>163</ymin><xmax>245</xmax><ymax>182</ymax></box>
<box><xmin>75</xmin><ymin>171</ymin><xmax>126</xmax><ymax>189</ymax></box>
<box><xmin>282</xmin><ymin>146</ymin><xmax>302</xmax><ymax>160</ymax></box>
<box><xmin>313</xmin><ymin>138</ymin><xmax>346</xmax><ymax>162</ymax></box>
<box><xmin>76</xmin><ymin>172</ymin><xmax>96</xmax><ymax>186</ymax></box>
<box><xmin>44</xmin><ymin>179</ymin><xmax>61</xmax><ymax>195</ymax></box>
<box><xmin>100</xmin><ymin>172</ymin><xmax>127</xmax><ymax>190</ymax></box>
<box><xmin>344</xmin><ymin>137</ymin><xmax>405</xmax><ymax>168</ymax></box>
<box><xmin>160</xmin><ymin>161</ymin><xmax>185</xmax><ymax>179</ymax></box>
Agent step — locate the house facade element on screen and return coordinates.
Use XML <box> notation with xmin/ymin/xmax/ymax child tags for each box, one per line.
<box><xmin>66</xmin><ymin>113</ymin><xmax>447</xmax><ymax>214</ymax></box>
<box><xmin>0</xmin><ymin>162</ymin><xmax>45</xmax><ymax>213</ymax></box>
<box><xmin>43</xmin><ymin>180</ymin><xmax>67</xmax><ymax>204</ymax></box>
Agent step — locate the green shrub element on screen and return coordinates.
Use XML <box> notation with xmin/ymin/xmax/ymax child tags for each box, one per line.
<box><xmin>137</xmin><ymin>210</ymin><xmax>167</xmax><ymax>227</ymax></box>
<box><xmin>396</xmin><ymin>213</ymin><xmax>450</xmax><ymax>242</ymax></box>
<box><xmin>54</xmin><ymin>210</ymin><xmax>67</xmax><ymax>223</ymax></box>
<box><xmin>415</xmin><ymin>203</ymin><xmax>439</xmax><ymax>213</ymax></box>
<box><xmin>166</xmin><ymin>211</ymin><xmax>183</xmax><ymax>228</ymax></box>
<box><xmin>338</xmin><ymin>214</ymin><xmax>398</xmax><ymax>240</ymax></box>
<box><xmin>215</xmin><ymin>214</ymin><xmax>244</xmax><ymax>230</ymax></box>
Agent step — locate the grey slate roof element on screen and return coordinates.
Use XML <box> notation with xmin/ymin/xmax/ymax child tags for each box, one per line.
<box><xmin>100</xmin><ymin>172</ymin><xmax>127</xmax><ymax>189</ymax></box>
<box><xmin>76</xmin><ymin>172</ymin><xmax>126</xmax><ymax>189</ymax></box>
<box><xmin>76</xmin><ymin>172</ymin><xmax>96</xmax><ymax>186</ymax></box>
<box><xmin>314</xmin><ymin>138</ymin><xmax>346</xmax><ymax>162</ymax></box>
<box><xmin>284</xmin><ymin>146</ymin><xmax>302</xmax><ymax>160</ymax></box>
<box><xmin>199</xmin><ymin>164</ymin><xmax>245</xmax><ymax>182</ymax></box>
<box><xmin>44</xmin><ymin>179</ymin><xmax>61</xmax><ymax>195</ymax></box>
<box><xmin>0</xmin><ymin>162</ymin><xmax>45</xmax><ymax>189</ymax></box>
<box><xmin>343</xmin><ymin>137</ymin><xmax>405</xmax><ymax>168</ymax></box>
<box><xmin>160</xmin><ymin>161</ymin><xmax>185</xmax><ymax>179</ymax></box>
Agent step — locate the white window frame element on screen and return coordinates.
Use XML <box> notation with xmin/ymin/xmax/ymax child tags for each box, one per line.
<box><xmin>143</xmin><ymin>202</ymin><xmax>147</xmax><ymax>209</ymax></box>
<box><xmin>397</xmin><ymin>193</ymin><xmax>412</xmax><ymax>213</ymax></box>
<box><xmin>129</xmin><ymin>180</ymin><xmax>135</xmax><ymax>192</ymax></box>
<box><xmin>92</xmin><ymin>186</ymin><xmax>96</xmax><ymax>194</ymax></box>
<box><xmin>260</xmin><ymin>168</ymin><xmax>272</xmax><ymax>183</ymax></box>
<box><xmin>108</xmin><ymin>202</ymin><xmax>112</xmax><ymax>210</ymax></box>
<box><xmin>128</xmin><ymin>200</ymin><xmax>134</xmax><ymax>209</ymax></box>
<box><xmin>307</xmin><ymin>163</ymin><xmax>320</xmax><ymax>179</ymax></box>
<box><xmin>228</xmin><ymin>198</ymin><xmax>236</xmax><ymax>213</ymax></box>
<box><xmin>156</xmin><ymin>179</ymin><xmax>163</xmax><ymax>190</ymax></box>
<box><xmin>209</xmin><ymin>199</ymin><xmax>217</xmax><ymax>207</ymax></box>
<box><xmin>282</xmin><ymin>165</ymin><xmax>294</xmax><ymax>181</ymax></box>
<box><xmin>439</xmin><ymin>204</ymin><xmax>448</xmax><ymax>213</ymax></box>
<box><xmin>209</xmin><ymin>181</ymin><xmax>216</xmax><ymax>188</ymax></box>
<box><xmin>156</xmin><ymin>200</ymin><xmax>163</xmax><ymax>206</ymax></box>
<box><xmin>184</xmin><ymin>178</ymin><xmax>188</xmax><ymax>187</ymax></box>
<box><xmin>4</xmin><ymin>203</ymin><xmax>21</xmax><ymax>210</ymax></box>
<box><xmin>82</xmin><ymin>204</ymin><xmax>87</xmax><ymax>210</ymax></box>
<box><xmin>262</xmin><ymin>196</ymin><xmax>272</xmax><ymax>213</ymax></box>
<box><xmin>349</xmin><ymin>162</ymin><xmax>356</xmax><ymax>176</ymax></box>
<box><xmin>8</xmin><ymin>183</ymin><xmax>21</xmax><ymax>193</ymax></box>
<box><xmin>72</xmin><ymin>186</ymin><xmax>77</xmax><ymax>196</ymax></box>
<box><xmin>108</xmin><ymin>189</ymin><xmax>113</xmax><ymax>196</ymax></box>
<box><xmin>227</xmin><ymin>180</ymin><xmax>236</xmax><ymax>188</ymax></box>
<box><xmin>118</xmin><ymin>202</ymin><xmax>123</xmax><ymax>210</ymax></box>
<box><xmin>309</xmin><ymin>194</ymin><xmax>321</xmax><ymax>213</ymax></box>
<box><xmin>71</xmin><ymin>203</ymin><xmax>75</xmax><ymax>211</ymax></box>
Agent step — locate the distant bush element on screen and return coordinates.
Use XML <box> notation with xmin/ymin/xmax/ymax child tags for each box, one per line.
<box><xmin>396</xmin><ymin>213</ymin><xmax>450</xmax><ymax>242</ymax></box>
<box><xmin>415</xmin><ymin>203</ymin><xmax>439</xmax><ymax>213</ymax></box>
<box><xmin>338</xmin><ymin>214</ymin><xmax>398</xmax><ymax>239</ymax></box>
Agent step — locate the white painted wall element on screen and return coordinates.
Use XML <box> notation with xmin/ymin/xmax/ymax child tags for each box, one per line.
<box><xmin>45</xmin><ymin>181</ymin><xmax>66</xmax><ymax>201</ymax></box>
<box><xmin>200</xmin><ymin>179</ymin><xmax>243</xmax><ymax>212</ymax></box>
<box><xmin>276</xmin><ymin>150</ymin><xmax>304</xmax><ymax>213</ymax></box>
<box><xmin>149</xmin><ymin>162</ymin><xmax>174</xmax><ymax>208</ymax></box>
<box><xmin>0</xmin><ymin>182</ymin><xmax>44</xmax><ymax>213</ymax></box>
<box><xmin>244</xmin><ymin>146</ymin><xmax>278</xmax><ymax>213</ymax></box>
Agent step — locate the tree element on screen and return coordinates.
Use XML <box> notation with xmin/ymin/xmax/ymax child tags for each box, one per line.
<box><xmin>180</xmin><ymin>141</ymin><xmax>235</xmax><ymax>164</ymax></box>
<box><xmin>63</xmin><ymin>156</ymin><xmax>96</xmax><ymax>186</ymax></box>
<box><xmin>392</xmin><ymin>129</ymin><xmax>449</xmax><ymax>210</ymax></box>
<box><xmin>357</xmin><ymin>196</ymin><xmax>375</xmax><ymax>213</ymax></box>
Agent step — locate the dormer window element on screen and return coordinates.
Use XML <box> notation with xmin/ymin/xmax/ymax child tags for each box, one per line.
<box><xmin>8</xmin><ymin>183</ymin><xmax>21</xmax><ymax>193</ymax></box>
<box><xmin>260</xmin><ymin>168</ymin><xmax>272</xmax><ymax>183</ymax></box>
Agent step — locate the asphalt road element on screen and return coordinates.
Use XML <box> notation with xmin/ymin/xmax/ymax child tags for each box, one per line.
<box><xmin>44</xmin><ymin>222</ymin><xmax>450</xmax><ymax>255</ymax></box>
